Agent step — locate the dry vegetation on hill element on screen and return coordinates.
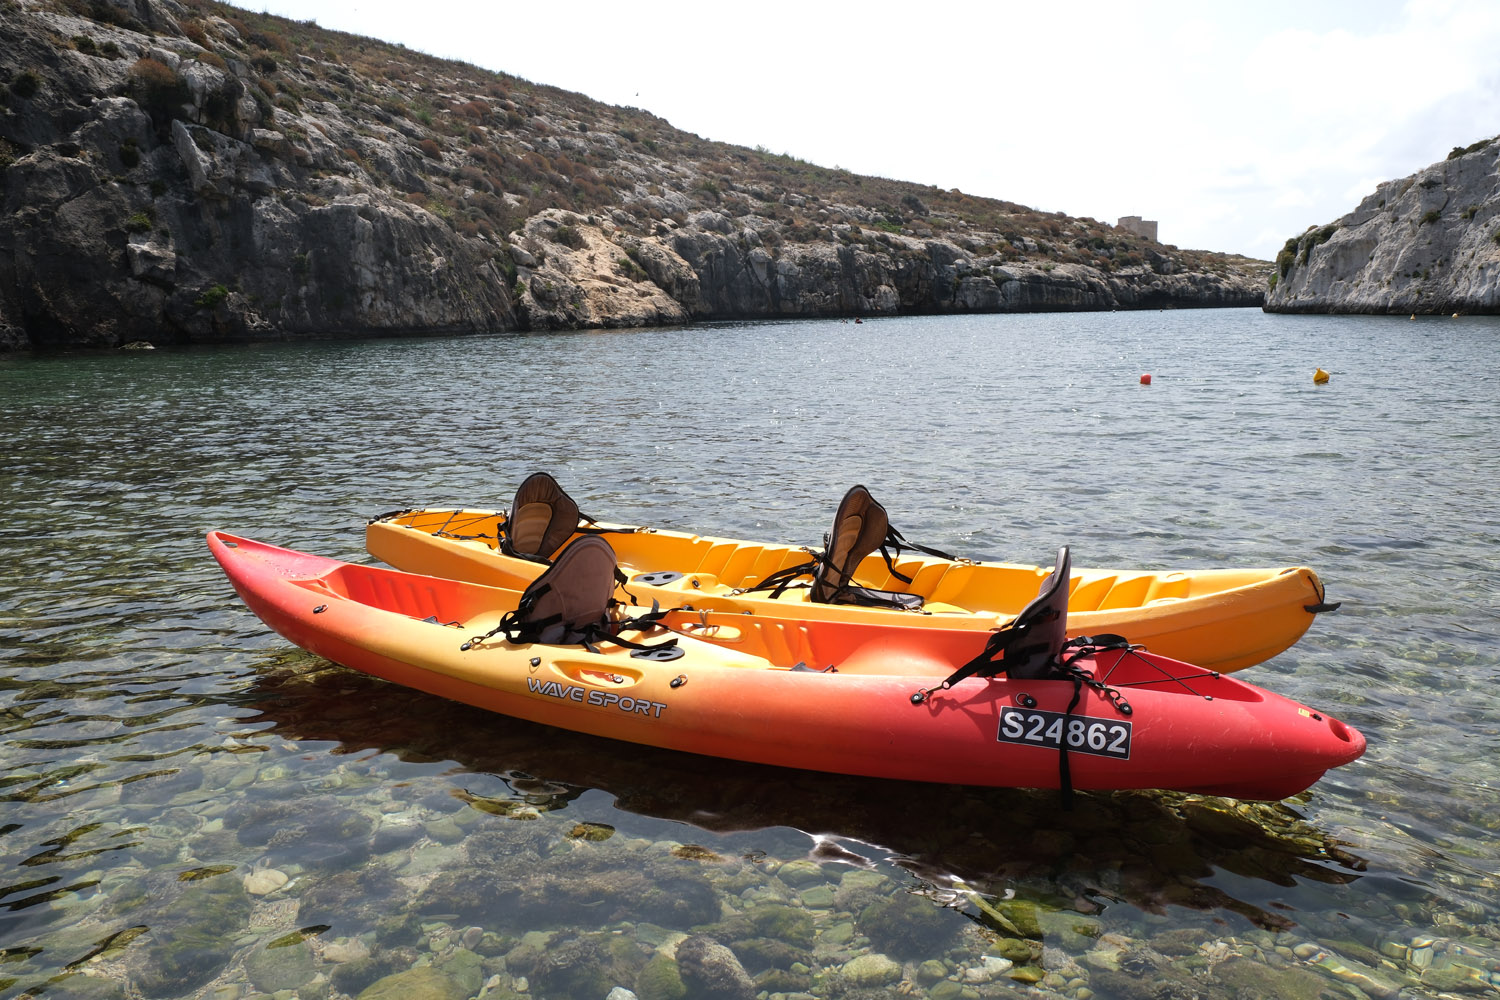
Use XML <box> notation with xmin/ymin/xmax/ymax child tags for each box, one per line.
<box><xmin>0</xmin><ymin>0</ymin><xmax>1269</xmax><ymax>347</ymax></box>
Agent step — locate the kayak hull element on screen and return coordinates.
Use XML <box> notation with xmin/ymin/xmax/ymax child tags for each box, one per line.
<box><xmin>366</xmin><ymin>509</ymin><xmax>1334</xmax><ymax>673</ymax></box>
<box><xmin>211</xmin><ymin>532</ymin><xmax>1364</xmax><ymax>799</ymax></box>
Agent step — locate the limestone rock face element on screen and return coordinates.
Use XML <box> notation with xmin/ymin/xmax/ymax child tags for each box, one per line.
<box><xmin>1265</xmin><ymin>139</ymin><xmax>1500</xmax><ymax>314</ymax></box>
<box><xmin>0</xmin><ymin>0</ymin><xmax>1264</xmax><ymax>350</ymax></box>
<box><xmin>518</xmin><ymin>220</ymin><xmax>1263</xmax><ymax>326</ymax></box>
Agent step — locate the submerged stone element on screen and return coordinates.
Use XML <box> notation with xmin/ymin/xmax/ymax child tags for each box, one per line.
<box><xmin>775</xmin><ymin>859</ymin><xmax>825</xmax><ymax>887</ymax></box>
<box><xmin>243</xmin><ymin>936</ymin><xmax>316</xmax><ymax>993</ymax></box>
<box><xmin>747</xmin><ymin>903</ymin><xmax>816</xmax><ymax>947</ymax></box>
<box><xmin>354</xmin><ymin>966</ymin><xmax>465</xmax><ymax>1000</ymax></box>
<box><xmin>917</xmin><ymin>959</ymin><xmax>949</xmax><ymax>984</ymax></box>
<box><xmin>670</xmin><ymin>843</ymin><xmax>724</xmax><ymax>861</ymax></box>
<box><xmin>676</xmin><ymin>935</ymin><xmax>755</xmax><ymax>1000</ymax></box>
<box><xmin>841</xmin><ymin>952</ymin><xmax>902</xmax><ymax>987</ymax></box>
<box><xmin>855</xmin><ymin>892</ymin><xmax>961</xmax><ymax>960</ymax></box>
<box><xmin>1210</xmin><ymin>956</ymin><xmax>1355</xmax><ymax>1000</ymax></box>
<box><xmin>634</xmin><ymin>952</ymin><xmax>686</xmax><ymax>1000</ymax></box>
<box><xmin>436</xmin><ymin>947</ymin><xmax>485</xmax><ymax>995</ymax></box>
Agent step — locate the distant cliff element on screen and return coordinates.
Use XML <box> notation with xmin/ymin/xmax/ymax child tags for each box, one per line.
<box><xmin>0</xmin><ymin>0</ymin><xmax>1268</xmax><ymax>350</ymax></box>
<box><xmin>1265</xmin><ymin>137</ymin><xmax>1500</xmax><ymax>314</ymax></box>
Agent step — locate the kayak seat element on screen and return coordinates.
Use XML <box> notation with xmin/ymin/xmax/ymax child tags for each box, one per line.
<box><xmin>810</xmin><ymin>485</ymin><xmax>924</xmax><ymax>611</ymax></box>
<box><xmin>732</xmin><ymin>485</ymin><xmax>955</xmax><ymax>608</ymax></box>
<box><xmin>915</xmin><ymin>546</ymin><xmax>1073</xmax><ymax>694</ymax></box>
<box><xmin>466</xmin><ymin>535</ymin><xmax>679</xmax><ymax>657</ymax></box>
<box><xmin>1001</xmin><ymin>547</ymin><xmax>1072</xmax><ymax>679</ymax></box>
<box><xmin>500</xmin><ymin>471</ymin><xmax>582</xmax><ymax>563</ymax></box>
<box><xmin>510</xmin><ymin>534</ymin><xmax>620</xmax><ymax>644</ymax></box>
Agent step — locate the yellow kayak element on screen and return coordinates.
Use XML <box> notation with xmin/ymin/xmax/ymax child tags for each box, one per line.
<box><xmin>366</xmin><ymin>483</ymin><xmax>1337</xmax><ymax>674</ymax></box>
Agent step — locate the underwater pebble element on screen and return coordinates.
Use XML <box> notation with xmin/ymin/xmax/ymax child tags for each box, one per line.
<box><xmin>962</xmin><ymin>955</ymin><xmax>1014</xmax><ymax>982</ymax></box>
<box><xmin>242</xmin><ymin>868</ymin><xmax>288</xmax><ymax>895</ymax></box>
<box><xmin>822</xmin><ymin>921</ymin><xmax>855</xmax><ymax>945</ymax></box>
<box><xmin>917</xmin><ymin>960</ymin><xmax>949</xmax><ymax>984</ymax></box>
<box><xmin>777</xmin><ymin>859</ymin><xmax>825</xmax><ymax>886</ymax></box>
<box><xmin>841</xmin><ymin>952</ymin><xmax>903</xmax><ymax>987</ymax></box>
<box><xmin>1312</xmin><ymin>953</ymin><xmax>1403</xmax><ymax>998</ymax></box>
<box><xmin>798</xmin><ymin>885</ymin><xmax>836</xmax><ymax>908</ymax></box>
<box><xmin>321</xmin><ymin>937</ymin><xmax>370</xmax><ymax>963</ymax></box>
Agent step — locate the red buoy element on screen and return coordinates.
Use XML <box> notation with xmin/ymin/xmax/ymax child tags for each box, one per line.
<box><xmin>1140</xmin><ymin>374</ymin><xmax>1152</xmax><ymax>385</ymax></box>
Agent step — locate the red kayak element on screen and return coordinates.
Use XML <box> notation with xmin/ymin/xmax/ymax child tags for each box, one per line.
<box><xmin>208</xmin><ymin>531</ymin><xmax>1365</xmax><ymax>800</ymax></box>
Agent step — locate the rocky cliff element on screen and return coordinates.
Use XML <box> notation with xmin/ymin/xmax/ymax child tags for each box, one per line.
<box><xmin>0</xmin><ymin>0</ymin><xmax>1268</xmax><ymax>350</ymax></box>
<box><xmin>1265</xmin><ymin>137</ymin><xmax>1500</xmax><ymax>314</ymax></box>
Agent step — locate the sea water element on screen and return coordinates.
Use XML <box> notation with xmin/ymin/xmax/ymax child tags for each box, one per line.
<box><xmin>1</xmin><ymin>309</ymin><xmax>1497</xmax><ymax>998</ymax></box>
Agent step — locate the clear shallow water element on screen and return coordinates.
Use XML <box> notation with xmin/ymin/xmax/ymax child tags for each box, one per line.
<box><xmin>1</xmin><ymin>309</ymin><xmax>1498</xmax><ymax>999</ymax></box>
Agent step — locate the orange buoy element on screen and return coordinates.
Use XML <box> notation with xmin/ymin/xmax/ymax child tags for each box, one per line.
<box><xmin>1140</xmin><ymin>374</ymin><xmax>1152</xmax><ymax>385</ymax></box>
<box><xmin>1313</xmin><ymin>368</ymin><xmax>1330</xmax><ymax>384</ymax></box>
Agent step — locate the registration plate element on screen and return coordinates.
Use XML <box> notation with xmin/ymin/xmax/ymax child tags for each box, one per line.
<box><xmin>998</xmin><ymin>707</ymin><xmax>1132</xmax><ymax>759</ymax></box>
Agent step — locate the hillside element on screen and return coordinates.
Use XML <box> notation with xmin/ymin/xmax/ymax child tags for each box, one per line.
<box><xmin>0</xmin><ymin>0</ymin><xmax>1269</xmax><ymax>349</ymax></box>
<box><xmin>1265</xmin><ymin>136</ymin><xmax>1500</xmax><ymax>314</ymax></box>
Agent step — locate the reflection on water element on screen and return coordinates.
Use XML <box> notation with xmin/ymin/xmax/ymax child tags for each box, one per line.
<box><xmin>2</xmin><ymin>310</ymin><xmax>1499</xmax><ymax>999</ymax></box>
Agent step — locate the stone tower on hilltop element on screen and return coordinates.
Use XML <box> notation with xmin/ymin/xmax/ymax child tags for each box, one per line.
<box><xmin>1117</xmin><ymin>216</ymin><xmax>1159</xmax><ymax>241</ymax></box>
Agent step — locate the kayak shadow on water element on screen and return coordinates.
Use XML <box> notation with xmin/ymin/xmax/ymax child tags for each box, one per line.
<box><xmin>237</xmin><ymin>660</ymin><xmax>1369</xmax><ymax>938</ymax></box>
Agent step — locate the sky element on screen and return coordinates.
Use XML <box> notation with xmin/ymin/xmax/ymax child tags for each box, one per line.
<box><xmin>243</xmin><ymin>0</ymin><xmax>1500</xmax><ymax>261</ymax></box>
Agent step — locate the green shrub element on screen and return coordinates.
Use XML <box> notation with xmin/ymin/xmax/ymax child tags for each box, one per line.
<box><xmin>119</xmin><ymin>138</ymin><xmax>139</xmax><ymax>168</ymax></box>
<box><xmin>195</xmin><ymin>284</ymin><xmax>229</xmax><ymax>308</ymax></box>
<box><xmin>553</xmin><ymin>223</ymin><xmax>584</xmax><ymax>248</ymax></box>
<box><xmin>1421</xmin><ymin>209</ymin><xmax>1441</xmax><ymax>225</ymax></box>
<box><xmin>11</xmin><ymin>70</ymin><xmax>41</xmax><ymax>100</ymax></box>
<box><xmin>124</xmin><ymin>210</ymin><xmax>152</xmax><ymax>233</ymax></box>
<box><xmin>100</xmin><ymin>40</ymin><xmax>122</xmax><ymax>58</ymax></box>
<box><xmin>494</xmin><ymin>248</ymin><xmax>517</xmax><ymax>283</ymax></box>
<box><xmin>615</xmin><ymin>255</ymin><xmax>647</xmax><ymax>281</ymax></box>
<box><xmin>73</xmin><ymin>35</ymin><xmax>98</xmax><ymax>54</ymax></box>
<box><xmin>1447</xmin><ymin>136</ymin><xmax>1495</xmax><ymax>160</ymax></box>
